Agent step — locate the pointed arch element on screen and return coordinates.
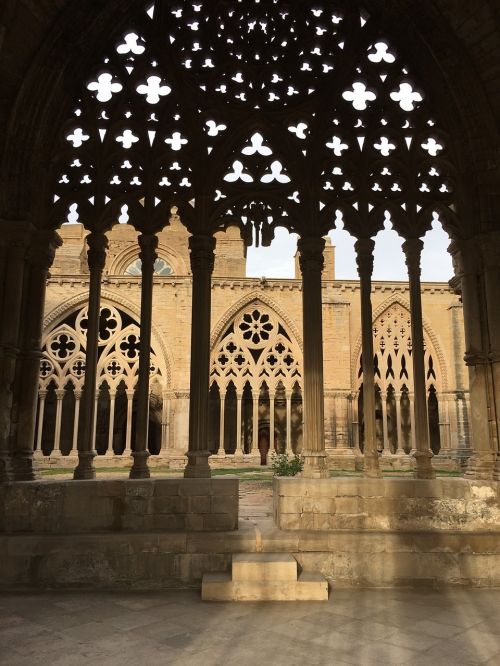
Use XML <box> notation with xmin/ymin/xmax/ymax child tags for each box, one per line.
<box><xmin>351</xmin><ymin>294</ymin><xmax>449</xmax><ymax>391</ymax></box>
<box><xmin>43</xmin><ymin>289</ymin><xmax>173</xmax><ymax>387</ymax></box>
<box><xmin>211</xmin><ymin>290</ymin><xmax>303</xmax><ymax>351</ymax></box>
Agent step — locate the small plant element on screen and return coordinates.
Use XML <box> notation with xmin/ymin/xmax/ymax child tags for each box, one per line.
<box><xmin>270</xmin><ymin>452</ymin><xmax>303</xmax><ymax>477</ymax></box>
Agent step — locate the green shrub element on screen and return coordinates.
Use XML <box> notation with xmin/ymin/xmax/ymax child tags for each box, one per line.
<box><xmin>270</xmin><ymin>452</ymin><xmax>303</xmax><ymax>477</ymax></box>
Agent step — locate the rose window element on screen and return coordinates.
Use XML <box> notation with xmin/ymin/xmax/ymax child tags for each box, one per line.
<box><xmin>238</xmin><ymin>310</ymin><xmax>275</xmax><ymax>347</ymax></box>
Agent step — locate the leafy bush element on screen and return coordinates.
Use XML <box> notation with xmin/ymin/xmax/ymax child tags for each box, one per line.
<box><xmin>270</xmin><ymin>452</ymin><xmax>303</xmax><ymax>477</ymax></box>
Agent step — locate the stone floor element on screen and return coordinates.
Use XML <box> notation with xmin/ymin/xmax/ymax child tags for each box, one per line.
<box><xmin>1</xmin><ymin>588</ymin><xmax>499</xmax><ymax>665</ymax></box>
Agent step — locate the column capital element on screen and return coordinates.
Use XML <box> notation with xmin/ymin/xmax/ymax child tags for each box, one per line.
<box><xmin>354</xmin><ymin>237</ymin><xmax>375</xmax><ymax>277</ymax></box>
<box><xmin>188</xmin><ymin>234</ymin><xmax>216</xmax><ymax>273</ymax></box>
<box><xmin>86</xmin><ymin>231</ymin><xmax>108</xmax><ymax>271</ymax></box>
<box><xmin>402</xmin><ymin>237</ymin><xmax>424</xmax><ymax>276</ymax></box>
<box><xmin>126</xmin><ymin>389</ymin><xmax>135</xmax><ymax>399</ymax></box>
<box><xmin>297</xmin><ymin>235</ymin><xmax>325</xmax><ymax>274</ymax></box>
<box><xmin>26</xmin><ymin>230</ymin><xmax>62</xmax><ymax>270</ymax></box>
<box><xmin>55</xmin><ymin>388</ymin><xmax>66</xmax><ymax>400</ymax></box>
<box><xmin>138</xmin><ymin>233</ymin><xmax>159</xmax><ymax>266</ymax></box>
<box><xmin>448</xmin><ymin>238</ymin><xmax>480</xmax><ymax>278</ymax></box>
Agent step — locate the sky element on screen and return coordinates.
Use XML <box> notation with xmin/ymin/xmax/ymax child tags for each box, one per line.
<box><xmin>246</xmin><ymin>218</ymin><xmax>454</xmax><ymax>282</ymax></box>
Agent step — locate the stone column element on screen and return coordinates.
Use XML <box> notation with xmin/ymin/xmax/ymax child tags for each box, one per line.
<box><xmin>185</xmin><ymin>235</ymin><xmax>215</xmax><ymax>478</ymax></box>
<box><xmin>217</xmin><ymin>390</ymin><xmax>226</xmax><ymax>456</ymax></box>
<box><xmin>297</xmin><ymin>236</ymin><xmax>328</xmax><ymax>478</ymax></box>
<box><xmin>351</xmin><ymin>390</ymin><xmax>361</xmax><ymax>454</ymax></box>
<box><xmin>438</xmin><ymin>392</ymin><xmax>451</xmax><ymax>452</ymax></box>
<box><xmin>108</xmin><ymin>390</ymin><xmax>116</xmax><ymax>454</ymax></box>
<box><xmin>72</xmin><ymin>390</ymin><xmax>82</xmax><ymax>454</ymax></box>
<box><xmin>449</xmin><ymin>240</ymin><xmax>495</xmax><ymax>479</ymax></box>
<box><xmin>380</xmin><ymin>390</ymin><xmax>390</xmax><ymax>455</ymax></box>
<box><xmin>402</xmin><ymin>238</ymin><xmax>435</xmax><ymax>479</ymax></box>
<box><xmin>74</xmin><ymin>232</ymin><xmax>108</xmax><ymax>479</ymax></box>
<box><xmin>53</xmin><ymin>388</ymin><xmax>65</xmax><ymax>455</ymax></box>
<box><xmin>354</xmin><ymin>238</ymin><xmax>381</xmax><ymax>478</ymax></box>
<box><xmin>11</xmin><ymin>231</ymin><xmax>62</xmax><ymax>479</ymax></box>
<box><xmin>252</xmin><ymin>390</ymin><xmax>259</xmax><ymax>454</ymax></box>
<box><xmin>286</xmin><ymin>389</ymin><xmax>292</xmax><ymax>454</ymax></box>
<box><xmin>478</xmin><ymin>232</ymin><xmax>500</xmax><ymax>479</ymax></box>
<box><xmin>236</xmin><ymin>392</ymin><xmax>244</xmax><ymax>456</ymax></box>
<box><xmin>161</xmin><ymin>390</ymin><xmax>170</xmax><ymax>452</ymax></box>
<box><xmin>269</xmin><ymin>390</ymin><xmax>276</xmax><ymax>455</ymax></box>
<box><xmin>36</xmin><ymin>390</ymin><xmax>47</xmax><ymax>454</ymax></box>
<box><xmin>124</xmin><ymin>389</ymin><xmax>134</xmax><ymax>456</ymax></box>
<box><xmin>409</xmin><ymin>390</ymin><xmax>417</xmax><ymax>454</ymax></box>
<box><xmin>130</xmin><ymin>234</ymin><xmax>158</xmax><ymax>479</ymax></box>
<box><xmin>395</xmin><ymin>391</ymin><xmax>403</xmax><ymax>453</ymax></box>
<box><xmin>0</xmin><ymin>228</ymin><xmax>30</xmax><ymax>481</ymax></box>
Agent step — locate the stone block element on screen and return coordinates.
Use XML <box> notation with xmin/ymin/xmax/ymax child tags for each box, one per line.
<box><xmin>185</xmin><ymin>514</ymin><xmax>204</xmax><ymax>531</ymax></box>
<box><xmin>154</xmin><ymin>481</ymin><xmax>182</xmax><ymax>497</ymax></box>
<box><xmin>153</xmin><ymin>496</ymin><xmax>188</xmax><ymax>514</ymax></box>
<box><xmin>125</xmin><ymin>481</ymin><xmax>155</xmax><ymax>498</ymax></box>
<box><xmin>178</xmin><ymin>479</ymin><xmax>212</xmax><ymax>496</ymax></box>
<box><xmin>203</xmin><ymin>514</ymin><xmax>236</xmax><ymax>531</ymax></box>
<box><xmin>232</xmin><ymin>553</ymin><xmax>297</xmax><ymax>582</ymax></box>
<box><xmin>209</xmin><ymin>478</ymin><xmax>239</xmax><ymax>495</ymax></box>
<box><xmin>211</xmin><ymin>494</ymin><xmax>237</xmax><ymax>514</ymax></box>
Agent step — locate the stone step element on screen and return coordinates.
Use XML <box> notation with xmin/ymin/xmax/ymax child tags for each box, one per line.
<box><xmin>202</xmin><ymin>554</ymin><xmax>329</xmax><ymax>601</ymax></box>
<box><xmin>232</xmin><ymin>553</ymin><xmax>297</xmax><ymax>582</ymax></box>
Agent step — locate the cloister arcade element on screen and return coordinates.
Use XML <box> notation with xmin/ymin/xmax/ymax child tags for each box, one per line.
<box><xmin>0</xmin><ymin>0</ymin><xmax>499</xmax><ymax>488</ymax></box>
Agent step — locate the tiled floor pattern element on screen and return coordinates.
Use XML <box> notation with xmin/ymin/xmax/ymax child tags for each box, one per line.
<box><xmin>1</xmin><ymin>588</ymin><xmax>499</xmax><ymax>665</ymax></box>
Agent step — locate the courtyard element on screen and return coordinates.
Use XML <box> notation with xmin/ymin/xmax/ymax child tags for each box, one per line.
<box><xmin>1</xmin><ymin>588</ymin><xmax>499</xmax><ymax>665</ymax></box>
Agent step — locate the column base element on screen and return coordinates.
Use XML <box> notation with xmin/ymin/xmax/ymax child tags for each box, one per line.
<box><xmin>216</xmin><ymin>449</ymin><xmax>226</xmax><ymax>458</ymax></box>
<box><xmin>301</xmin><ymin>452</ymin><xmax>329</xmax><ymax>479</ymax></box>
<box><xmin>413</xmin><ymin>450</ymin><xmax>436</xmax><ymax>480</ymax></box>
<box><xmin>73</xmin><ymin>451</ymin><xmax>96</xmax><ymax>480</ymax></box>
<box><xmin>465</xmin><ymin>454</ymin><xmax>496</xmax><ymax>481</ymax></box>
<box><xmin>363</xmin><ymin>451</ymin><xmax>381</xmax><ymax>478</ymax></box>
<box><xmin>184</xmin><ymin>450</ymin><xmax>212</xmax><ymax>478</ymax></box>
<box><xmin>129</xmin><ymin>451</ymin><xmax>151</xmax><ymax>479</ymax></box>
<box><xmin>11</xmin><ymin>452</ymin><xmax>37</xmax><ymax>481</ymax></box>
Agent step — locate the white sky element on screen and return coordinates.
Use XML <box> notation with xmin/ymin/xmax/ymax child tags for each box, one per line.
<box><xmin>246</xmin><ymin>219</ymin><xmax>453</xmax><ymax>282</ymax></box>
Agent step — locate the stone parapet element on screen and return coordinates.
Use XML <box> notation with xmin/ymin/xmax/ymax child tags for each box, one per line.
<box><xmin>0</xmin><ymin>478</ymin><xmax>239</xmax><ymax>534</ymax></box>
<box><xmin>0</xmin><ymin>523</ymin><xmax>499</xmax><ymax>589</ymax></box>
<box><xmin>274</xmin><ymin>477</ymin><xmax>500</xmax><ymax>532</ymax></box>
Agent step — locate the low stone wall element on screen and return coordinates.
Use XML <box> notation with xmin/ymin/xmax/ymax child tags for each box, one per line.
<box><xmin>0</xmin><ymin>478</ymin><xmax>238</xmax><ymax>534</ymax></box>
<box><xmin>274</xmin><ymin>477</ymin><xmax>500</xmax><ymax>531</ymax></box>
<box><xmin>1</xmin><ymin>524</ymin><xmax>499</xmax><ymax>589</ymax></box>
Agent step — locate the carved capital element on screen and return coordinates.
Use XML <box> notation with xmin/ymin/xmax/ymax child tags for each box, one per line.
<box><xmin>464</xmin><ymin>351</ymin><xmax>489</xmax><ymax>367</ymax></box>
<box><xmin>86</xmin><ymin>232</ymin><xmax>108</xmax><ymax>271</ymax></box>
<box><xmin>189</xmin><ymin>234</ymin><xmax>215</xmax><ymax>274</ymax></box>
<box><xmin>138</xmin><ymin>233</ymin><xmax>159</xmax><ymax>269</ymax></box>
<box><xmin>27</xmin><ymin>230</ymin><xmax>62</xmax><ymax>270</ymax></box>
<box><xmin>297</xmin><ymin>236</ymin><xmax>325</xmax><ymax>275</ymax></box>
<box><xmin>354</xmin><ymin>237</ymin><xmax>375</xmax><ymax>278</ymax></box>
<box><xmin>402</xmin><ymin>237</ymin><xmax>424</xmax><ymax>277</ymax></box>
<box><xmin>448</xmin><ymin>238</ymin><xmax>479</xmax><ymax>279</ymax></box>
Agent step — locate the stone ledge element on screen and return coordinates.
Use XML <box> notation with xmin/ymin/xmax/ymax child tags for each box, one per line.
<box><xmin>0</xmin><ymin>478</ymin><xmax>239</xmax><ymax>534</ymax></box>
<box><xmin>274</xmin><ymin>478</ymin><xmax>500</xmax><ymax>532</ymax></box>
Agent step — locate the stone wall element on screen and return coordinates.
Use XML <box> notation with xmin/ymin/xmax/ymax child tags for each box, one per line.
<box><xmin>1</xmin><ymin>519</ymin><xmax>499</xmax><ymax>590</ymax></box>
<box><xmin>274</xmin><ymin>478</ymin><xmax>500</xmax><ymax>532</ymax></box>
<box><xmin>0</xmin><ymin>478</ymin><xmax>239</xmax><ymax>534</ymax></box>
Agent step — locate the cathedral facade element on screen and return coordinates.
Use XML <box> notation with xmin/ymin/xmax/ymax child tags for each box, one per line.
<box><xmin>36</xmin><ymin>214</ymin><xmax>469</xmax><ymax>470</ymax></box>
